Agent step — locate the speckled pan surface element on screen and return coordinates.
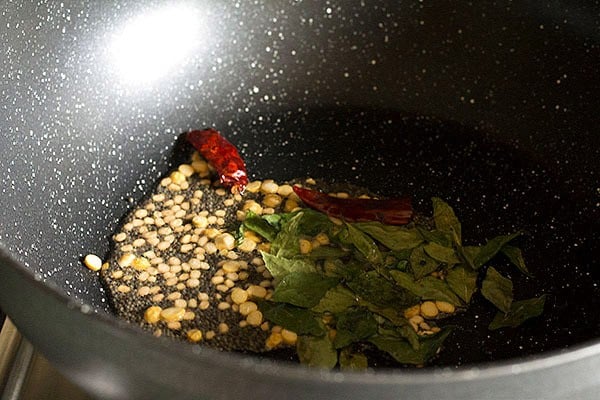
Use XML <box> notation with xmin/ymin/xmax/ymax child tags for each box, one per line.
<box><xmin>0</xmin><ymin>0</ymin><xmax>599</xmax><ymax>396</ymax></box>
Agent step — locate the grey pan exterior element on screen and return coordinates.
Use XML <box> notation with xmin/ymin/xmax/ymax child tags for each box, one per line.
<box><xmin>1</xmin><ymin>1</ymin><xmax>599</xmax><ymax>399</ymax></box>
<box><xmin>1</xmin><ymin>248</ymin><xmax>600</xmax><ymax>399</ymax></box>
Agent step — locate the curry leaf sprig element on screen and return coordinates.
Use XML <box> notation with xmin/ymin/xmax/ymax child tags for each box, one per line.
<box><xmin>242</xmin><ymin>198</ymin><xmax>545</xmax><ymax>369</ymax></box>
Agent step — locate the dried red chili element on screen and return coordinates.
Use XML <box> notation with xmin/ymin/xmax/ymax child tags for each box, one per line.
<box><xmin>187</xmin><ymin>128</ymin><xmax>248</xmax><ymax>193</ymax></box>
<box><xmin>293</xmin><ymin>186</ymin><xmax>413</xmax><ymax>225</ymax></box>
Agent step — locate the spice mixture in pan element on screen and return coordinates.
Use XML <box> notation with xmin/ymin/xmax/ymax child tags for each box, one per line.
<box><xmin>87</xmin><ymin>129</ymin><xmax>545</xmax><ymax>369</ymax></box>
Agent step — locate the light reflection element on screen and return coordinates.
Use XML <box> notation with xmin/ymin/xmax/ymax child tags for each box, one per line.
<box><xmin>109</xmin><ymin>4</ymin><xmax>206</xmax><ymax>84</ymax></box>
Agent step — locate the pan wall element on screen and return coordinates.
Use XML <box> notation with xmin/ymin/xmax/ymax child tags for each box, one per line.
<box><xmin>0</xmin><ymin>1</ymin><xmax>598</xmax><ymax>311</ymax></box>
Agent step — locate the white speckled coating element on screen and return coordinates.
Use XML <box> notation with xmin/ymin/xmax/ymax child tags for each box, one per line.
<box><xmin>0</xmin><ymin>0</ymin><xmax>598</xmax><ymax>375</ymax></box>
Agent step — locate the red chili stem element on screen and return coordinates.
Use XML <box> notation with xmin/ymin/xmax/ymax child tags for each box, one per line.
<box><xmin>293</xmin><ymin>186</ymin><xmax>412</xmax><ymax>225</ymax></box>
<box><xmin>186</xmin><ymin>128</ymin><xmax>248</xmax><ymax>193</ymax></box>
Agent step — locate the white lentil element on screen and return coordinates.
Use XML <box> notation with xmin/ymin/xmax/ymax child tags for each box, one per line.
<box><xmin>239</xmin><ymin>301</ymin><xmax>258</xmax><ymax>316</ymax></box>
<box><xmin>260</xmin><ymin>180</ymin><xmax>279</xmax><ymax>194</ymax></box>
<box><xmin>178</xmin><ymin>164</ymin><xmax>195</xmax><ymax>177</ymax></box>
<box><xmin>84</xmin><ymin>254</ymin><xmax>103</xmax><ymax>271</ymax></box>
<box><xmin>120</xmin><ymin>244</ymin><xmax>134</xmax><ymax>252</ymax></box>
<box><xmin>218</xmin><ymin>323</ymin><xmax>230</xmax><ymax>334</ymax></box>
<box><xmin>137</xmin><ymin>286</ymin><xmax>150</xmax><ymax>296</ymax></box>
<box><xmin>421</xmin><ymin>301</ymin><xmax>439</xmax><ymax>318</ymax></box>
<box><xmin>205</xmin><ymin>330</ymin><xmax>216</xmax><ymax>340</ymax></box>
<box><xmin>118</xmin><ymin>253</ymin><xmax>136</xmax><ymax>268</ymax></box>
<box><xmin>277</xmin><ymin>184</ymin><xmax>294</xmax><ymax>197</ymax></box>
<box><xmin>174</xmin><ymin>299</ymin><xmax>187</xmax><ymax>309</ymax></box>
<box><xmin>117</xmin><ymin>285</ymin><xmax>131</xmax><ymax>293</ymax></box>
<box><xmin>216</xmin><ymin>284</ymin><xmax>229</xmax><ymax>292</ymax></box>
<box><xmin>246</xmin><ymin>310</ymin><xmax>263</xmax><ymax>326</ymax></box>
<box><xmin>186</xmin><ymin>278</ymin><xmax>200</xmax><ymax>288</ymax></box>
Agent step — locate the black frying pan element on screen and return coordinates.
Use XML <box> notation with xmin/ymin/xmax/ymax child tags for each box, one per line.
<box><xmin>1</xmin><ymin>1</ymin><xmax>599</xmax><ymax>399</ymax></box>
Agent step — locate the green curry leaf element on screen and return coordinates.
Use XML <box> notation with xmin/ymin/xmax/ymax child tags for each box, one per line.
<box><xmin>333</xmin><ymin>308</ymin><xmax>379</xmax><ymax>349</ymax></box>
<box><xmin>502</xmin><ymin>245</ymin><xmax>532</xmax><ymax>277</ymax></box>
<box><xmin>242</xmin><ymin>211</ymin><xmax>279</xmax><ymax>242</ymax></box>
<box><xmin>417</xmin><ymin>227</ymin><xmax>453</xmax><ymax>248</ymax></box>
<box><xmin>488</xmin><ymin>295</ymin><xmax>546</xmax><ymax>330</ymax></box>
<box><xmin>445</xmin><ymin>265</ymin><xmax>478</xmax><ymax>303</ymax></box>
<box><xmin>258</xmin><ymin>302</ymin><xmax>326</xmax><ymax>336</ymax></box>
<box><xmin>270</xmin><ymin>212</ymin><xmax>303</xmax><ymax>257</ymax></box>
<box><xmin>473</xmin><ymin>232</ymin><xmax>523</xmax><ymax>268</ymax></box>
<box><xmin>272</xmin><ymin>272</ymin><xmax>339</xmax><ymax>308</ymax></box>
<box><xmin>370</xmin><ymin>327</ymin><xmax>453</xmax><ymax>365</ymax></box>
<box><xmin>432</xmin><ymin>197</ymin><xmax>462</xmax><ymax>244</ymax></box>
<box><xmin>389</xmin><ymin>270</ymin><xmax>462</xmax><ymax>305</ymax></box>
<box><xmin>260</xmin><ymin>251</ymin><xmax>318</xmax><ymax>282</ymax></box>
<box><xmin>353</xmin><ymin>222</ymin><xmax>423</xmax><ymax>251</ymax></box>
<box><xmin>294</xmin><ymin>209</ymin><xmax>334</xmax><ymax>236</ymax></box>
<box><xmin>312</xmin><ymin>285</ymin><xmax>358</xmax><ymax>314</ymax></box>
<box><xmin>423</xmin><ymin>242</ymin><xmax>460</xmax><ymax>265</ymax></box>
<box><xmin>345</xmin><ymin>222</ymin><xmax>383</xmax><ymax>265</ymax></box>
<box><xmin>307</xmin><ymin>245</ymin><xmax>349</xmax><ymax>260</ymax></box>
<box><xmin>296</xmin><ymin>335</ymin><xmax>338</xmax><ymax>368</ymax></box>
<box><xmin>409</xmin><ymin>246</ymin><xmax>441</xmax><ymax>279</ymax></box>
<box><xmin>481</xmin><ymin>267</ymin><xmax>513</xmax><ymax>313</ymax></box>
<box><xmin>339</xmin><ymin>348</ymin><xmax>368</xmax><ymax>370</ymax></box>
<box><xmin>347</xmin><ymin>271</ymin><xmax>418</xmax><ymax>309</ymax></box>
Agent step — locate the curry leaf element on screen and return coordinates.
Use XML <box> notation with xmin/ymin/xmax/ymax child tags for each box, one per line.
<box><xmin>270</xmin><ymin>212</ymin><xmax>304</xmax><ymax>257</ymax></box>
<box><xmin>395</xmin><ymin>259</ymin><xmax>409</xmax><ymax>271</ymax></box>
<box><xmin>360</xmin><ymin>301</ymin><xmax>410</xmax><ymax>328</ymax></box>
<box><xmin>432</xmin><ymin>197</ymin><xmax>462</xmax><ymax>244</ymax></box>
<box><xmin>423</xmin><ymin>242</ymin><xmax>460</xmax><ymax>265</ymax></box>
<box><xmin>294</xmin><ymin>209</ymin><xmax>334</xmax><ymax>236</ymax></box>
<box><xmin>502</xmin><ymin>245</ymin><xmax>532</xmax><ymax>277</ymax></box>
<box><xmin>389</xmin><ymin>270</ymin><xmax>462</xmax><ymax>305</ymax></box>
<box><xmin>446</xmin><ymin>265</ymin><xmax>478</xmax><ymax>303</ymax></box>
<box><xmin>260</xmin><ymin>251</ymin><xmax>318</xmax><ymax>282</ymax></box>
<box><xmin>258</xmin><ymin>302</ymin><xmax>326</xmax><ymax>336</ymax></box>
<box><xmin>481</xmin><ymin>267</ymin><xmax>513</xmax><ymax>313</ymax></box>
<box><xmin>339</xmin><ymin>348</ymin><xmax>368</xmax><ymax>370</ymax></box>
<box><xmin>353</xmin><ymin>222</ymin><xmax>423</xmax><ymax>251</ymax></box>
<box><xmin>457</xmin><ymin>245</ymin><xmax>480</xmax><ymax>269</ymax></box>
<box><xmin>370</xmin><ymin>327</ymin><xmax>453</xmax><ymax>365</ymax></box>
<box><xmin>326</xmin><ymin>258</ymin><xmax>365</xmax><ymax>281</ymax></box>
<box><xmin>333</xmin><ymin>308</ymin><xmax>379</xmax><ymax>349</ymax></box>
<box><xmin>379</xmin><ymin>322</ymin><xmax>421</xmax><ymax>351</ymax></box>
<box><xmin>417</xmin><ymin>227</ymin><xmax>453</xmax><ymax>247</ymax></box>
<box><xmin>272</xmin><ymin>272</ymin><xmax>339</xmax><ymax>308</ymax></box>
<box><xmin>297</xmin><ymin>335</ymin><xmax>338</xmax><ymax>369</ymax></box>
<box><xmin>348</xmin><ymin>271</ymin><xmax>418</xmax><ymax>309</ymax></box>
<box><xmin>312</xmin><ymin>285</ymin><xmax>358</xmax><ymax>314</ymax></box>
<box><xmin>489</xmin><ymin>295</ymin><xmax>546</xmax><ymax>330</ymax></box>
<box><xmin>307</xmin><ymin>245</ymin><xmax>349</xmax><ymax>259</ymax></box>
<box><xmin>345</xmin><ymin>223</ymin><xmax>383</xmax><ymax>265</ymax></box>
<box><xmin>242</xmin><ymin>211</ymin><xmax>278</xmax><ymax>242</ymax></box>
<box><xmin>261</xmin><ymin>212</ymin><xmax>288</xmax><ymax>229</ymax></box>
<box><xmin>409</xmin><ymin>246</ymin><xmax>440</xmax><ymax>279</ymax></box>
<box><xmin>393</xmin><ymin>248</ymin><xmax>413</xmax><ymax>261</ymax></box>
<box><xmin>398</xmin><ymin>323</ymin><xmax>421</xmax><ymax>350</ymax></box>
<box><xmin>473</xmin><ymin>232</ymin><xmax>523</xmax><ymax>268</ymax></box>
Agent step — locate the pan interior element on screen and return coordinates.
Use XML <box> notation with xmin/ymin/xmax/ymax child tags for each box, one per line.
<box><xmin>0</xmin><ymin>0</ymin><xmax>598</xmax><ymax>370</ymax></box>
<box><xmin>98</xmin><ymin>106</ymin><xmax>600</xmax><ymax>366</ymax></box>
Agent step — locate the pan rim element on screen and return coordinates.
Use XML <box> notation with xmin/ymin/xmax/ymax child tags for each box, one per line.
<box><xmin>1</xmin><ymin>244</ymin><xmax>600</xmax><ymax>386</ymax></box>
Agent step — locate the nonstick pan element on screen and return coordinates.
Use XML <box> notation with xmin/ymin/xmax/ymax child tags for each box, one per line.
<box><xmin>1</xmin><ymin>1</ymin><xmax>599</xmax><ymax>399</ymax></box>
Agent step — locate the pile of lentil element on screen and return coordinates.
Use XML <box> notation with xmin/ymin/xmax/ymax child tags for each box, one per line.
<box><xmin>96</xmin><ymin>151</ymin><xmax>305</xmax><ymax>352</ymax></box>
<box><xmin>83</xmin><ymin>148</ymin><xmax>543</xmax><ymax>367</ymax></box>
<box><xmin>89</xmin><ymin>151</ymin><xmax>454</xmax><ymax>357</ymax></box>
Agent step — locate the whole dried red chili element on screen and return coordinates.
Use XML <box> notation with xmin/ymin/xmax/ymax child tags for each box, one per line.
<box><xmin>186</xmin><ymin>128</ymin><xmax>248</xmax><ymax>193</ymax></box>
<box><xmin>293</xmin><ymin>186</ymin><xmax>413</xmax><ymax>225</ymax></box>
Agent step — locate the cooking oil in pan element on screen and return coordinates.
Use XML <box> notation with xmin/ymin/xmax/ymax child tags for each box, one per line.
<box><xmin>100</xmin><ymin>107</ymin><xmax>599</xmax><ymax>367</ymax></box>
